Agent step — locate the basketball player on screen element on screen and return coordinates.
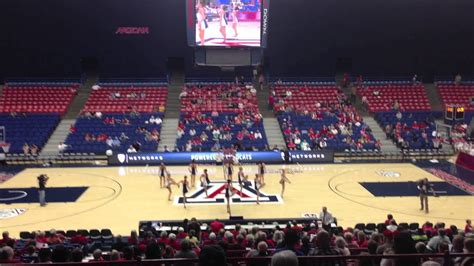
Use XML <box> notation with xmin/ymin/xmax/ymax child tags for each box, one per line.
<box><xmin>218</xmin><ymin>5</ymin><xmax>228</xmax><ymax>43</ymax></box>
<box><xmin>196</xmin><ymin>1</ymin><xmax>207</xmax><ymax>46</ymax></box>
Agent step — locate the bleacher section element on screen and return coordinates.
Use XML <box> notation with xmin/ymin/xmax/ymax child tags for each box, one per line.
<box><xmin>64</xmin><ymin>114</ymin><xmax>163</xmax><ymax>153</ymax></box>
<box><xmin>82</xmin><ymin>85</ymin><xmax>167</xmax><ymax>113</ymax></box>
<box><xmin>357</xmin><ymin>83</ymin><xmax>431</xmax><ymax>112</ymax></box>
<box><xmin>0</xmin><ymin>115</ymin><xmax>60</xmax><ymax>154</ymax></box>
<box><xmin>0</xmin><ymin>84</ymin><xmax>78</xmax><ymax>115</ymax></box>
<box><xmin>64</xmin><ymin>85</ymin><xmax>168</xmax><ymax>153</ymax></box>
<box><xmin>437</xmin><ymin>83</ymin><xmax>474</xmax><ymax>113</ymax></box>
<box><xmin>271</xmin><ymin>84</ymin><xmax>378</xmax><ymax>151</ymax></box>
<box><xmin>177</xmin><ymin>84</ymin><xmax>268</xmax><ymax>151</ymax></box>
<box><xmin>374</xmin><ymin>111</ymin><xmax>443</xmax><ymax>151</ymax></box>
<box><xmin>0</xmin><ymin>83</ymin><xmax>79</xmax><ymax>154</ymax></box>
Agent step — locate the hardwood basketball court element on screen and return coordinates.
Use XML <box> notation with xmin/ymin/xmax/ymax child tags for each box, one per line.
<box><xmin>1</xmin><ymin>163</ymin><xmax>472</xmax><ymax>236</ymax></box>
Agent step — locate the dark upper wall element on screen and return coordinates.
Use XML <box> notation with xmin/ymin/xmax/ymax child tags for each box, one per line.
<box><xmin>266</xmin><ymin>0</ymin><xmax>474</xmax><ymax>77</ymax></box>
<box><xmin>0</xmin><ymin>0</ymin><xmax>473</xmax><ymax>80</ymax></box>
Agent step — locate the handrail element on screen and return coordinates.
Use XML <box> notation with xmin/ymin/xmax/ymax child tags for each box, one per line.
<box><xmin>26</xmin><ymin>252</ymin><xmax>474</xmax><ymax>266</ymax></box>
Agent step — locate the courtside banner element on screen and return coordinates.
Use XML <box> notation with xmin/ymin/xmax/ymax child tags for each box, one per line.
<box><xmin>108</xmin><ymin>151</ymin><xmax>285</xmax><ymax>165</ymax></box>
<box><xmin>288</xmin><ymin>150</ymin><xmax>334</xmax><ymax>163</ymax></box>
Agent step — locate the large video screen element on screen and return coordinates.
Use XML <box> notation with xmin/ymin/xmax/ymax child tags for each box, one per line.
<box><xmin>189</xmin><ymin>0</ymin><xmax>266</xmax><ymax>47</ymax></box>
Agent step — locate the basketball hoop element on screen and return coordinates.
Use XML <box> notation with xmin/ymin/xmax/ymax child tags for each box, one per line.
<box><xmin>0</xmin><ymin>142</ymin><xmax>11</xmax><ymax>153</ymax></box>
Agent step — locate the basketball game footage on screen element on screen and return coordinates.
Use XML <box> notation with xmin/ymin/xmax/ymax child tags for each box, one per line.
<box><xmin>194</xmin><ymin>0</ymin><xmax>263</xmax><ymax>47</ymax></box>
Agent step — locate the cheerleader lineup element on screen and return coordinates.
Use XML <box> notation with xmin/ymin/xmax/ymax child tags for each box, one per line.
<box><xmin>196</xmin><ymin>1</ymin><xmax>240</xmax><ymax>45</ymax></box>
<box><xmin>158</xmin><ymin>161</ymin><xmax>291</xmax><ymax>212</ymax></box>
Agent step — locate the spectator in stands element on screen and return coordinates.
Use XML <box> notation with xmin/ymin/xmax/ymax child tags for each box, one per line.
<box><xmin>309</xmin><ymin>230</ymin><xmax>343</xmax><ymax>265</ymax></box>
<box><xmin>455</xmin><ymin>74</ymin><xmax>462</xmax><ymax>85</ymax></box>
<box><xmin>272</xmin><ymin>250</ymin><xmax>298</xmax><ymax>266</ymax></box>
<box><xmin>69</xmin><ymin>124</ymin><xmax>77</xmax><ymax>134</ymax></box>
<box><xmin>465</xmin><ymin>219</ymin><xmax>472</xmax><ymax>233</ymax></box>
<box><xmin>334</xmin><ymin>236</ymin><xmax>350</xmax><ymax>256</ymax></box>
<box><xmin>427</xmin><ymin>229</ymin><xmax>451</xmax><ymax>251</ymax></box>
<box><xmin>246</xmin><ymin>241</ymin><xmax>269</xmax><ymax>266</ymax></box>
<box><xmin>175</xmin><ymin>239</ymin><xmax>199</xmax><ymax>259</ymax></box>
<box><xmin>111</xmin><ymin>235</ymin><xmax>127</xmax><ymax>252</ymax></box>
<box><xmin>109</xmin><ymin>249</ymin><xmax>121</xmax><ymax>261</ymax></box>
<box><xmin>58</xmin><ymin>142</ymin><xmax>69</xmax><ymax>155</ymax></box>
<box><xmin>0</xmin><ymin>231</ymin><xmax>14</xmax><ymax>246</ymax></box>
<box><xmin>377</xmin><ymin>230</ymin><xmax>394</xmax><ymax>254</ymax></box>
<box><xmin>52</xmin><ymin>245</ymin><xmax>70</xmax><ymax>262</ymax></box>
<box><xmin>22</xmin><ymin>143</ymin><xmax>30</xmax><ymax>155</ymax></box>
<box><xmin>30</xmin><ymin>144</ymin><xmax>38</xmax><ymax>156</ymax></box>
<box><xmin>210</xmin><ymin>219</ymin><xmax>225</xmax><ymax>234</ymax></box>
<box><xmin>274</xmin><ymin>229</ymin><xmax>303</xmax><ymax>256</ymax></box>
<box><xmin>357</xmin><ymin>231</ymin><xmax>369</xmax><ymax>248</ymax></box>
<box><xmin>38</xmin><ymin>247</ymin><xmax>52</xmax><ymax>263</ymax></box>
<box><xmin>461</xmin><ymin>238</ymin><xmax>474</xmax><ymax>265</ymax></box>
<box><xmin>0</xmin><ymin>246</ymin><xmax>18</xmax><ymax>263</ymax></box>
<box><xmin>90</xmin><ymin>249</ymin><xmax>103</xmax><ymax>261</ymax></box>
<box><xmin>70</xmin><ymin>248</ymin><xmax>84</xmax><ymax>262</ymax></box>
<box><xmin>392</xmin><ymin>231</ymin><xmax>418</xmax><ymax>266</ymax></box>
<box><xmin>145</xmin><ymin>242</ymin><xmax>162</xmax><ymax>259</ymax></box>
<box><xmin>199</xmin><ymin>245</ymin><xmax>226</xmax><ymax>266</ymax></box>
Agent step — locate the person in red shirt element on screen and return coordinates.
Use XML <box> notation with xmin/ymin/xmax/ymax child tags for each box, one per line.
<box><xmin>465</xmin><ymin>219</ymin><xmax>472</xmax><ymax>233</ymax></box>
<box><xmin>71</xmin><ymin>232</ymin><xmax>88</xmax><ymax>246</ymax></box>
<box><xmin>356</xmin><ymin>231</ymin><xmax>369</xmax><ymax>248</ymax></box>
<box><xmin>210</xmin><ymin>219</ymin><xmax>224</xmax><ymax>233</ymax></box>
<box><xmin>385</xmin><ymin>214</ymin><xmax>395</xmax><ymax>225</ymax></box>
<box><xmin>127</xmin><ymin>230</ymin><xmax>139</xmax><ymax>246</ymax></box>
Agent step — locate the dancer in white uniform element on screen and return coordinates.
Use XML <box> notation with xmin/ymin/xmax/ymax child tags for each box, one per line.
<box><xmin>218</xmin><ymin>5</ymin><xmax>228</xmax><ymax>43</ymax></box>
<box><xmin>165</xmin><ymin>172</ymin><xmax>179</xmax><ymax>201</ymax></box>
<box><xmin>200</xmin><ymin>169</ymin><xmax>211</xmax><ymax>197</ymax></box>
<box><xmin>279</xmin><ymin>169</ymin><xmax>292</xmax><ymax>198</ymax></box>
<box><xmin>196</xmin><ymin>1</ymin><xmax>207</xmax><ymax>46</ymax></box>
<box><xmin>231</xmin><ymin>6</ymin><xmax>239</xmax><ymax>37</ymax></box>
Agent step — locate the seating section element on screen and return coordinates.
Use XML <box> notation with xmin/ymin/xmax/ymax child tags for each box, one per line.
<box><xmin>177</xmin><ymin>84</ymin><xmax>267</xmax><ymax>151</ymax></box>
<box><xmin>181</xmin><ymin>84</ymin><xmax>258</xmax><ymax>113</ymax></box>
<box><xmin>0</xmin><ymin>115</ymin><xmax>60</xmax><ymax>153</ymax></box>
<box><xmin>272</xmin><ymin>85</ymin><xmax>339</xmax><ymax>113</ymax></box>
<box><xmin>357</xmin><ymin>84</ymin><xmax>431</xmax><ymax>112</ymax></box>
<box><xmin>271</xmin><ymin>85</ymin><xmax>378</xmax><ymax>151</ymax></box>
<box><xmin>375</xmin><ymin>111</ymin><xmax>439</xmax><ymax>150</ymax></box>
<box><xmin>82</xmin><ymin>86</ymin><xmax>167</xmax><ymax>113</ymax></box>
<box><xmin>65</xmin><ymin>114</ymin><xmax>163</xmax><ymax>154</ymax></box>
<box><xmin>63</xmin><ymin>85</ymin><xmax>168</xmax><ymax>153</ymax></box>
<box><xmin>3</xmin><ymin>218</ymin><xmax>468</xmax><ymax>264</ymax></box>
<box><xmin>0</xmin><ymin>85</ymin><xmax>78</xmax><ymax>114</ymax></box>
<box><xmin>438</xmin><ymin>84</ymin><xmax>474</xmax><ymax>112</ymax></box>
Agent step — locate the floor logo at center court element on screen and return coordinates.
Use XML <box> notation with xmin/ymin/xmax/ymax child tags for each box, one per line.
<box><xmin>174</xmin><ymin>181</ymin><xmax>282</xmax><ymax>205</ymax></box>
<box><xmin>376</xmin><ymin>170</ymin><xmax>401</xmax><ymax>178</ymax></box>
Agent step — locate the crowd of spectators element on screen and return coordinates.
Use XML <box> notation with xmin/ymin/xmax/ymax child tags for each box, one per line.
<box><xmin>375</xmin><ymin>111</ymin><xmax>442</xmax><ymax>151</ymax></box>
<box><xmin>177</xmin><ymin>111</ymin><xmax>266</xmax><ymax>151</ymax></box>
<box><xmin>180</xmin><ymin>84</ymin><xmax>258</xmax><ymax>113</ymax></box>
<box><xmin>1</xmin><ymin>216</ymin><xmax>472</xmax><ymax>265</ymax></box>
<box><xmin>270</xmin><ymin>85</ymin><xmax>379</xmax><ymax>151</ymax></box>
<box><xmin>177</xmin><ymin>84</ymin><xmax>267</xmax><ymax>151</ymax></box>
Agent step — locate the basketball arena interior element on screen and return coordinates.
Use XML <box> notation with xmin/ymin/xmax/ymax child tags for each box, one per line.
<box><xmin>0</xmin><ymin>0</ymin><xmax>473</xmax><ymax>265</ymax></box>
